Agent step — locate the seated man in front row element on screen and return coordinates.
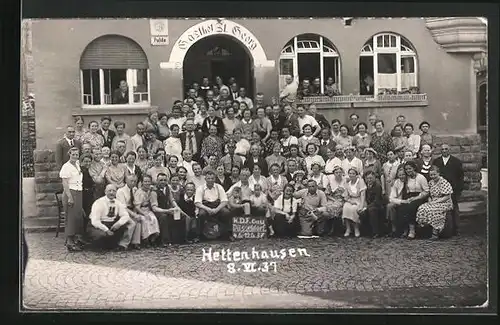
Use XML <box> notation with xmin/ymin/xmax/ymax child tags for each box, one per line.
<box><xmin>293</xmin><ymin>179</ymin><xmax>330</xmax><ymax>238</ymax></box>
<box><xmin>194</xmin><ymin>171</ymin><xmax>234</xmax><ymax>241</ymax></box>
<box><xmin>88</xmin><ymin>184</ymin><xmax>138</xmax><ymax>251</ymax></box>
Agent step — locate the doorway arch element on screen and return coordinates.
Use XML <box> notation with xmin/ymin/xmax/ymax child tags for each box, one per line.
<box><xmin>183</xmin><ymin>35</ymin><xmax>254</xmax><ymax>97</ymax></box>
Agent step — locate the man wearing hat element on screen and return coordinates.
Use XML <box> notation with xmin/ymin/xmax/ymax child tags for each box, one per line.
<box><xmin>342</xmin><ymin>146</ymin><xmax>364</xmax><ymax>177</ymax></box>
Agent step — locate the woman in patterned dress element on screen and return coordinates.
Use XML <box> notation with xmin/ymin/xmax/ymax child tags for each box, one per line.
<box><xmin>265</xmin><ymin>142</ymin><xmax>287</xmax><ymax>175</ymax></box>
<box><xmin>200</xmin><ymin>124</ymin><xmax>224</xmax><ymax>166</ymax></box>
<box><xmin>381</xmin><ymin>150</ymin><xmax>400</xmax><ymax>197</ymax></box>
<box><xmin>416</xmin><ymin>165</ymin><xmax>453</xmax><ymax>240</ymax></box>
<box><xmin>336</xmin><ymin>124</ymin><xmax>353</xmax><ymax>149</ymax></box>
<box><xmin>370</xmin><ymin>119</ymin><xmax>394</xmax><ymax>164</ymax></box>
<box><xmin>104</xmin><ymin>151</ymin><xmax>126</xmax><ymax>188</ymax></box>
<box><xmin>265</xmin><ymin>130</ymin><xmax>281</xmax><ymax>157</ymax></box>
<box><xmin>82</xmin><ymin>120</ymin><xmax>105</xmax><ymax>149</ymax></box>
<box><xmin>391</xmin><ymin>125</ymin><xmax>408</xmax><ymax>157</ymax></box>
<box><xmin>352</xmin><ymin>122</ymin><xmax>371</xmax><ymax>158</ymax></box>
<box><xmin>135</xmin><ymin>146</ymin><xmax>151</xmax><ymax>175</ymax></box>
<box><xmin>74</xmin><ymin>116</ymin><xmax>87</xmax><ymax>142</ymax></box>
<box><xmin>325</xmin><ymin>165</ymin><xmax>348</xmax><ymax>221</ymax></box>
<box><xmin>342</xmin><ymin>167</ymin><xmax>367</xmax><ymax>238</ymax></box>
<box><xmin>133</xmin><ymin>174</ymin><xmax>161</xmax><ymax>247</ymax></box>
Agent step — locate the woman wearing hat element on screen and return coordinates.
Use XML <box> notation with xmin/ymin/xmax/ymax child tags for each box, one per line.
<box><xmin>399</xmin><ymin>160</ymin><xmax>429</xmax><ymax>239</ymax></box>
<box><xmin>419</xmin><ymin>121</ymin><xmax>433</xmax><ymax>148</ymax></box>
<box><xmin>342</xmin><ymin>167</ymin><xmax>367</xmax><ymax>237</ymax></box>
<box><xmin>363</xmin><ymin>148</ymin><xmax>382</xmax><ymax>180</ymax></box>
<box><xmin>342</xmin><ymin>146</ymin><xmax>363</xmax><ymax>178</ymax></box>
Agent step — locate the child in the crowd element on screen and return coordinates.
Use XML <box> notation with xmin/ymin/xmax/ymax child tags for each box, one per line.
<box><xmin>403</xmin><ymin>149</ymin><xmax>414</xmax><ymax>163</ymax></box>
<box><xmin>381</xmin><ymin>150</ymin><xmax>400</xmax><ymax>197</ymax></box>
<box><xmin>228</xmin><ymin>186</ymin><xmax>251</xmax><ymax>217</ymax></box>
<box><xmin>250</xmin><ymin>184</ymin><xmax>274</xmax><ymax>236</ymax></box>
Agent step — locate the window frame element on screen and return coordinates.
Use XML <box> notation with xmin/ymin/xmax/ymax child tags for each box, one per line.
<box><xmin>362</xmin><ymin>33</ymin><xmax>418</xmax><ymax>95</ymax></box>
<box><xmin>279</xmin><ymin>35</ymin><xmax>341</xmax><ymax>94</ymax></box>
<box><xmin>80</xmin><ymin>68</ymin><xmax>151</xmax><ymax>109</ymax></box>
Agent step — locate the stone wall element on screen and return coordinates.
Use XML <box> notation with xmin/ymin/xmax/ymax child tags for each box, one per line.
<box><xmin>32</xmin><ymin>134</ymin><xmax>485</xmax><ymax>218</ymax></box>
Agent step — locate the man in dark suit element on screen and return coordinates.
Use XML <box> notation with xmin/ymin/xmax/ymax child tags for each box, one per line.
<box><xmin>432</xmin><ymin>144</ymin><xmax>464</xmax><ymax>235</ymax></box>
<box><xmin>97</xmin><ymin>116</ymin><xmax>116</xmax><ymax>149</ymax></box>
<box><xmin>244</xmin><ymin>144</ymin><xmax>269</xmax><ymax>177</ymax></box>
<box><xmin>284</xmin><ymin>159</ymin><xmax>298</xmax><ymax>182</ymax></box>
<box><xmin>177</xmin><ymin>182</ymin><xmax>200</xmax><ymax>243</ymax></box>
<box><xmin>55</xmin><ymin>125</ymin><xmax>82</xmax><ymax>168</ymax></box>
<box><xmin>112</xmin><ymin>80</ymin><xmax>129</xmax><ymax>104</ymax></box>
<box><xmin>283</xmin><ymin>104</ymin><xmax>300</xmax><ymax>138</ymax></box>
<box><xmin>348</xmin><ymin>113</ymin><xmax>360</xmax><ymax>136</ymax></box>
<box><xmin>318</xmin><ymin>128</ymin><xmax>337</xmax><ymax>161</ymax></box>
<box><xmin>270</xmin><ymin>104</ymin><xmax>286</xmax><ymax>131</ymax></box>
<box><xmin>229</xmin><ymin>82</ymin><xmax>239</xmax><ymax>101</ymax></box>
<box><xmin>179</xmin><ymin>118</ymin><xmax>204</xmax><ymax>162</ymax></box>
<box><xmin>307</xmin><ymin>104</ymin><xmax>330</xmax><ymax>131</ymax></box>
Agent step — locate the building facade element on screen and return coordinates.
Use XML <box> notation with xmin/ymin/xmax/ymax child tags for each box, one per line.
<box><xmin>26</xmin><ymin>17</ymin><xmax>487</xmax><ymax>218</ymax></box>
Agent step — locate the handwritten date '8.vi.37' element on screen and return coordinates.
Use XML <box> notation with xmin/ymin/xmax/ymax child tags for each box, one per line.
<box><xmin>227</xmin><ymin>261</ymin><xmax>278</xmax><ymax>273</ymax></box>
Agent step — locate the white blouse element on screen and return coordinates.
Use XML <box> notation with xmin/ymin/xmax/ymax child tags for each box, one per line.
<box><xmin>59</xmin><ymin>160</ymin><xmax>83</xmax><ymax>191</ymax></box>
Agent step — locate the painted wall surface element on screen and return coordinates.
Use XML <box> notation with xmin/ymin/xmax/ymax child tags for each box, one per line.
<box><xmin>31</xmin><ymin>18</ymin><xmax>477</xmax><ymax>149</ymax></box>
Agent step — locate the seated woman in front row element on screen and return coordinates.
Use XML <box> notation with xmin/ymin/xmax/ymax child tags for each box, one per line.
<box><xmin>271</xmin><ymin>184</ymin><xmax>299</xmax><ymax>238</ymax></box>
<box><xmin>250</xmin><ymin>183</ymin><xmax>274</xmax><ymax>236</ymax></box>
<box><xmin>387</xmin><ymin>165</ymin><xmax>407</xmax><ymax>237</ymax></box>
<box><xmin>416</xmin><ymin>165</ymin><xmax>454</xmax><ymax>240</ymax></box>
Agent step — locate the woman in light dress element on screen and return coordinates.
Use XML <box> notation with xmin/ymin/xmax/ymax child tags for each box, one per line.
<box><xmin>325</xmin><ymin>165</ymin><xmax>348</xmax><ymax>222</ymax></box>
<box><xmin>342</xmin><ymin>167</ymin><xmax>367</xmax><ymax>238</ymax></box>
<box><xmin>104</xmin><ymin>151</ymin><xmax>126</xmax><ymax>188</ymax></box>
<box><xmin>133</xmin><ymin>175</ymin><xmax>160</xmax><ymax>247</ymax></box>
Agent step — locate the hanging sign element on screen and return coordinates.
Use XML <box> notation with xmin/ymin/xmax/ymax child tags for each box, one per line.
<box><xmin>175</xmin><ymin>19</ymin><xmax>258</xmax><ymax>53</ymax></box>
<box><xmin>150</xmin><ymin>19</ymin><xmax>169</xmax><ymax>45</ymax></box>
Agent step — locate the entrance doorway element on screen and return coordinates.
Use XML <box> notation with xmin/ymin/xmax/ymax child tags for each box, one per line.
<box><xmin>183</xmin><ymin>35</ymin><xmax>254</xmax><ymax>98</ymax></box>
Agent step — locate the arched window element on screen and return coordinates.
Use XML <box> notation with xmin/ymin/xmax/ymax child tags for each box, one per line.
<box><xmin>80</xmin><ymin>35</ymin><xmax>150</xmax><ymax>107</ymax></box>
<box><xmin>279</xmin><ymin>34</ymin><xmax>341</xmax><ymax>95</ymax></box>
<box><xmin>359</xmin><ymin>33</ymin><xmax>418</xmax><ymax>95</ymax></box>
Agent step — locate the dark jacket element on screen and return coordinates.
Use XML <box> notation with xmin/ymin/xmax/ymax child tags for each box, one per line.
<box><xmin>283</xmin><ymin>113</ymin><xmax>301</xmax><ymax>138</ymax></box>
<box><xmin>270</xmin><ymin>114</ymin><xmax>286</xmax><ymax>131</ymax></box>
<box><xmin>201</xmin><ymin>116</ymin><xmax>225</xmax><ymax>137</ymax></box>
<box><xmin>432</xmin><ymin>155</ymin><xmax>464</xmax><ymax>195</ymax></box>
<box><xmin>179</xmin><ymin>131</ymin><xmax>204</xmax><ymax>161</ymax></box>
<box><xmin>112</xmin><ymin>88</ymin><xmax>129</xmax><ymax>104</ymax></box>
<box><xmin>312</xmin><ymin>113</ymin><xmax>330</xmax><ymax>131</ymax></box>
<box><xmin>55</xmin><ymin>137</ymin><xmax>82</xmax><ymax>168</ymax></box>
<box><xmin>365</xmin><ymin>180</ymin><xmax>384</xmax><ymax>208</ymax></box>
<box><xmin>318</xmin><ymin>139</ymin><xmax>337</xmax><ymax>161</ymax></box>
<box><xmin>97</xmin><ymin>129</ymin><xmax>116</xmax><ymax>149</ymax></box>
<box><xmin>244</xmin><ymin>156</ymin><xmax>269</xmax><ymax>177</ymax></box>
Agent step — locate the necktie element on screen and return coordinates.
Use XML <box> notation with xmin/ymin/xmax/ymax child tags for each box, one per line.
<box><xmin>188</xmin><ymin>133</ymin><xmax>194</xmax><ymax>152</ymax></box>
<box><xmin>70</xmin><ymin>139</ymin><xmax>74</xmax><ymax>147</ymax></box>
<box><xmin>323</xmin><ymin>141</ymin><xmax>327</xmax><ymax>146</ymax></box>
<box><xmin>129</xmin><ymin>187</ymin><xmax>134</xmax><ymax>207</ymax></box>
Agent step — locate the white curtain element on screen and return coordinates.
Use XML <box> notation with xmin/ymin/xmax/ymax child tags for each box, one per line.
<box><xmin>401</xmin><ymin>73</ymin><xmax>416</xmax><ymax>89</ymax></box>
<box><xmin>377</xmin><ymin>73</ymin><xmax>397</xmax><ymax>89</ymax></box>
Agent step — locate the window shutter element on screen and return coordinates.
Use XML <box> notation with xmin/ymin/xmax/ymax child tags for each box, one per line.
<box><xmin>80</xmin><ymin>35</ymin><xmax>148</xmax><ymax>69</ymax></box>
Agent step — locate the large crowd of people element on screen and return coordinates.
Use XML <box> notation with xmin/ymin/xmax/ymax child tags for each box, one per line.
<box><xmin>56</xmin><ymin>75</ymin><xmax>464</xmax><ymax>252</ymax></box>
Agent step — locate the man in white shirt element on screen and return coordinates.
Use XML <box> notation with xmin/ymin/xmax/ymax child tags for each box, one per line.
<box><xmin>116</xmin><ymin>175</ymin><xmax>142</xmax><ymax>249</ymax></box>
<box><xmin>195</xmin><ymin>171</ymin><xmax>233</xmax><ymax>241</ymax></box>
<box><xmin>279</xmin><ymin>75</ymin><xmax>299</xmax><ymax>109</ymax></box>
<box><xmin>342</xmin><ymin>146</ymin><xmax>364</xmax><ymax>177</ymax></box>
<box><xmin>88</xmin><ymin>184</ymin><xmax>137</xmax><ymax>251</ymax></box>
<box><xmin>296</xmin><ymin>105</ymin><xmax>320</xmax><ymax>136</ymax></box>
<box><xmin>235</xmin><ymin>87</ymin><xmax>254</xmax><ymax>110</ymax></box>
<box><xmin>127</xmin><ymin>122</ymin><xmax>146</xmax><ymax>154</ymax></box>
<box><xmin>178</xmin><ymin>150</ymin><xmax>196</xmax><ymax>177</ymax></box>
<box><xmin>167</xmin><ymin>107</ymin><xmax>187</xmax><ymax>129</ymax></box>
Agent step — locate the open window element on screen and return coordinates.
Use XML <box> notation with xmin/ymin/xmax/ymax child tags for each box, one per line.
<box><xmin>359</xmin><ymin>33</ymin><xmax>418</xmax><ymax>95</ymax></box>
<box><xmin>279</xmin><ymin>34</ymin><xmax>341</xmax><ymax>94</ymax></box>
<box><xmin>80</xmin><ymin>35</ymin><xmax>151</xmax><ymax>107</ymax></box>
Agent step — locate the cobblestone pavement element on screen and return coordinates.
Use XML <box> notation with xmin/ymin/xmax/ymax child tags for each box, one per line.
<box><xmin>22</xmin><ymin>214</ymin><xmax>488</xmax><ymax>310</ymax></box>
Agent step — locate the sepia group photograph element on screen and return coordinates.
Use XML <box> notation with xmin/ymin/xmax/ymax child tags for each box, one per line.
<box><xmin>17</xmin><ymin>0</ymin><xmax>496</xmax><ymax>319</ymax></box>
